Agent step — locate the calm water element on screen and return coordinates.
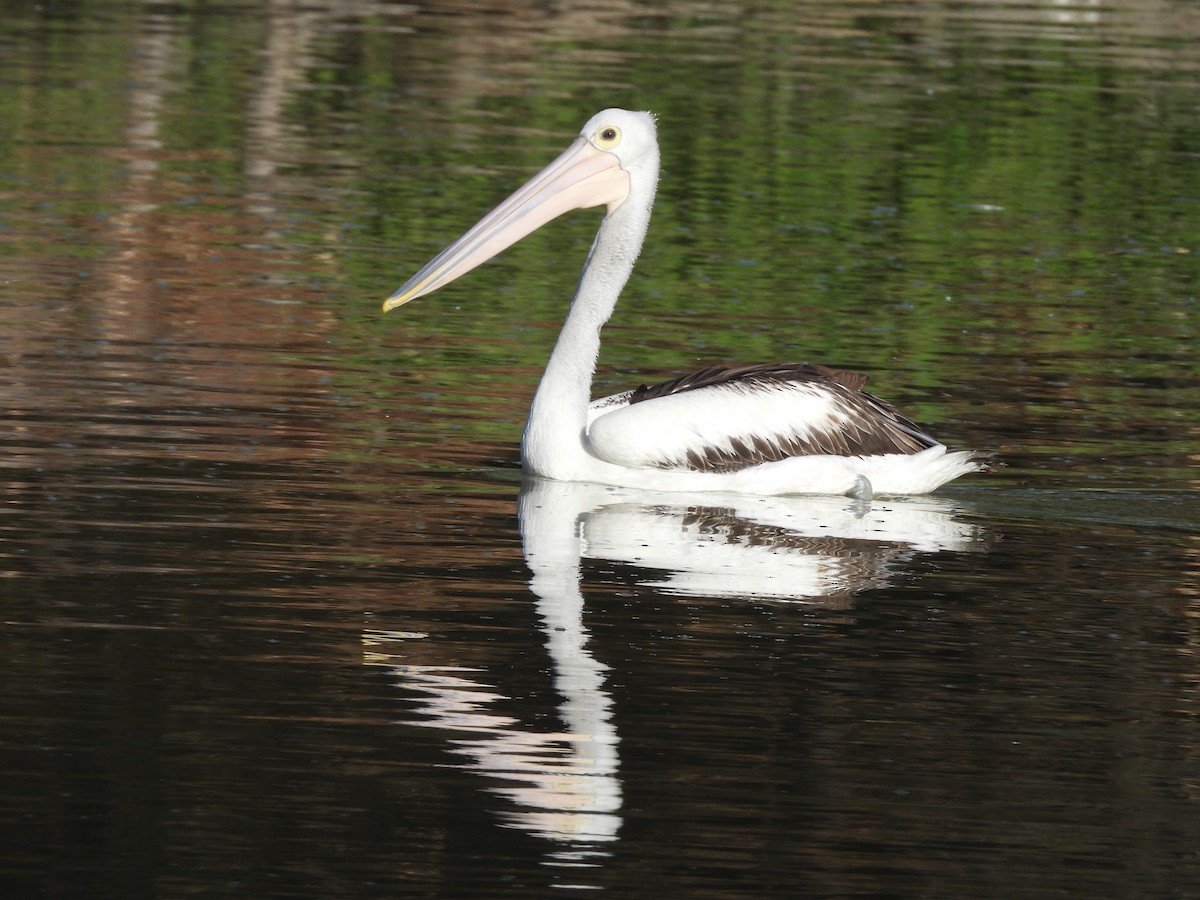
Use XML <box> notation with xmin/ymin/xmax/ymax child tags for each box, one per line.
<box><xmin>2</xmin><ymin>1</ymin><xmax>1199</xmax><ymax>896</ymax></box>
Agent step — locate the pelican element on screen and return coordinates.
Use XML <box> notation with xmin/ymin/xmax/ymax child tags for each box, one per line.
<box><xmin>384</xmin><ymin>109</ymin><xmax>995</xmax><ymax>497</ymax></box>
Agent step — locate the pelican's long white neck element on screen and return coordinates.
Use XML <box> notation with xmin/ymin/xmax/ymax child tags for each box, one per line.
<box><xmin>521</xmin><ymin>143</ymin><xmax>659</xmax><ymax>479</ymax></box>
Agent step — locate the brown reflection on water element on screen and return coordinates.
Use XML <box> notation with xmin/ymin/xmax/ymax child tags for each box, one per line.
<box><xmin>6</xmin><ymin>4</ymin><xmax>340</xmax><ymax>498</ymax></box>
<box><xmin>5</xmin><ymin>0</ymin><xmax>529</xmax><ymax>605</ymax></box>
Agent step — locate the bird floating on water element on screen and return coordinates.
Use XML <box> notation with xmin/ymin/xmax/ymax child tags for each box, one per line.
<box><xmin>384</xmin><ymin>108</ymin><xmax>995</xmax><ymax>498</ymax></box>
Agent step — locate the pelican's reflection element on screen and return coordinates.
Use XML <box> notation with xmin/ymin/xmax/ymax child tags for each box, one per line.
<box><xmin>364</xmin><ymin>479</ymin><xmax>989</xmax><ymax>864</ymax></box>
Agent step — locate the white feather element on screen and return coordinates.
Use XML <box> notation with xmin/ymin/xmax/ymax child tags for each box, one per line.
<box><xmin>587</xmin><ymin>380</ymin><xmax>849</xmax><ymax>470</ymax></box>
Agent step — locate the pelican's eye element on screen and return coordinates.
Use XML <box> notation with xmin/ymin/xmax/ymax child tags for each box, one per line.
<box><xmin>593</xmin><ymin>125</ymin><xmax>621</xmax><ymax>149</ymax></box>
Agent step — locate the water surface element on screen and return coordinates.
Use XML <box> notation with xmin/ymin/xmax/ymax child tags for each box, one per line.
<box><xmin>2</xmin><ymin>1</ymin><xmax>1198</xmax><ymax>897</ymax></box>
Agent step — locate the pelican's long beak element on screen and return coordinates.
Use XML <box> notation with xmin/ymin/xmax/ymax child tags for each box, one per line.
<box><xmin>383</xmin><ymin>137</ymin><xmax>630</xmax><ymax>312</ymax></box>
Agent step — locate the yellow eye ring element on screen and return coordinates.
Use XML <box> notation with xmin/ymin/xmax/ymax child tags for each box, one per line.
<box><xmin>593</xmin><ymin>125</ymin><xmax>621</xmax><ymax>149</ymax></box>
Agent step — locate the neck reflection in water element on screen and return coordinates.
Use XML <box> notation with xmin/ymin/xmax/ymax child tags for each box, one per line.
<box><xmin>363</xmin><ymin>480</ymin><xmax>990</xmax><ymax>867</ymax></box>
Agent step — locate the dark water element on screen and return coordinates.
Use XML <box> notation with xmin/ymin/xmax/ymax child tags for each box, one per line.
<box><xmin>2</xmin><ymin>1</ymin><xmax>1199</xmax><ymax>897</ymax></box>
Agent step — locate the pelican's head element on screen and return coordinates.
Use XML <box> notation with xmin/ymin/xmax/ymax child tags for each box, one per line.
<box><xmin>383</xmin><ymin>108</ymin><xmax>660</xmax><ymax>312</ymax></box>
<box><xmin>576</xmin><ymin>107</ymin><xmax>660</xmax><ymax>185</ymax></box>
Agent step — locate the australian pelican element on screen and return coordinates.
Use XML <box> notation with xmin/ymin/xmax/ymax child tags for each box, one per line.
<box><xmin>384</xmin><ymin>109</ymin><xmax>995</xmax><ymax>497</ymax></box>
